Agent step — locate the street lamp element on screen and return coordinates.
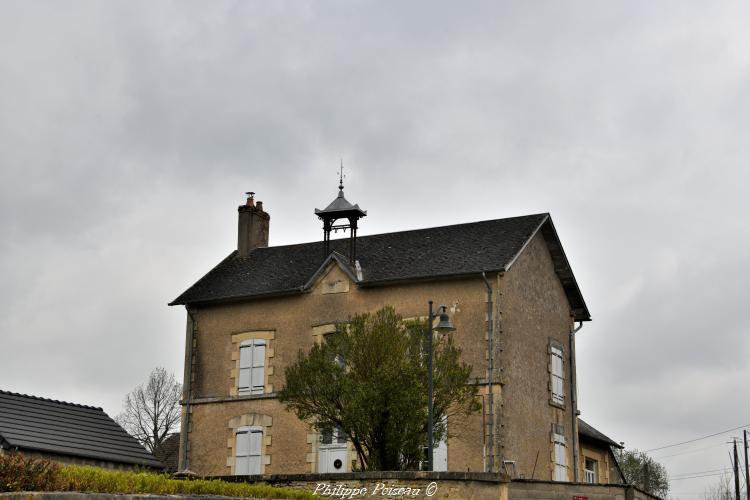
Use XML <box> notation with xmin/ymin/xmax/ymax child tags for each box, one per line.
<box><xmin>426</xmin><ymin>300</ymin><xmax>455</xmax><ymax>471</ymax></box>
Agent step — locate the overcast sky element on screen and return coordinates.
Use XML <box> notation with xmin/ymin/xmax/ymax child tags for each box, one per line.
<box><xmin>1</xmin><ymin>2</ymin><xmax>748</xmax><ymax>497</ymax></box>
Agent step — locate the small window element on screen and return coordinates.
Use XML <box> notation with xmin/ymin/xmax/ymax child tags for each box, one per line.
<box><xmin>239</xmin><ymin>340</ymin><xmax>266</xmax><ymax>395</ymax></box>
<box><xmin>323</xmin><ymin>332</ymin><xmax>346</xmax><ymax>368</ymax></box>
<box><xmin>584</xmin><ymin>457</ymin><xmax>598</xmax><ymax>483</ymax></box>
<box><xmin>320</xmin><ymin>426</ymin><xmax>347</xmax><ymax>445</ymax></box>
<box><xmin>553</xmin><ymin>425</ymin><xmax>567</xmax><ymax>481</ymax></box>
<box><xmin>550</xmin><ymin>345</ymin><xmax>564</xmax><ymax>405</ymax></box>
<box><xmin>235</xmin><ymin>426</ymin><xmax>262</xmax><ymax>475</ymax></box>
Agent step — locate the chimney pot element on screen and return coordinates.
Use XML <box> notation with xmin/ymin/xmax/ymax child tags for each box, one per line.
<box><xmin>245</xmin><ymin>192</ymin><xmax>255</xmax><ymax>206</ymax></box>
<box><xmin>256</xmin><ymin>201</ymin><xmax>263</xmax><ymax>212</ymax></box>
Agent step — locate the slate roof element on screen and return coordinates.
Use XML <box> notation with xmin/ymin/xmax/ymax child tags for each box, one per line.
<box><xmin>578</xmin><ymin>419</ymin><xmax>623</xmax><ymax>449</ymax></box>
<box><xmin>170</xmin><ymin>213</ymin><xmax>590</xmax><ymax>321</ymax></box>
<box><xmin>153</xmin><ymin>433</ymin><xmax>180</xmax><ymax>473</ymax></box>
<box><xmin>0</xmin><ymin>390</ymin><xmax>163</xmax><ymax>468</ymax></box>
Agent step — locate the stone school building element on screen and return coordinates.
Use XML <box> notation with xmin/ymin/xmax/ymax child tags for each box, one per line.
<box><xmin>170</xmin><ymin>183</ymin><xmax>615</xmax><ymax>483</ymax></box>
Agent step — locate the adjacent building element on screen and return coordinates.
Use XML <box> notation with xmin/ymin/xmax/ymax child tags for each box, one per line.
<box><xmin>578</xmin><ymin>419</ymin><xmax>625</xmax><ymax>484</ymax></box>
<box><xmin>0</xmin><ymin>390</ymin><xmax>162</xmax><ymax>470</ymax></box>
<box><xmin>171</xmin><ymin>185</ymin><xmax>596</xmax><ymax>480</ymax></box>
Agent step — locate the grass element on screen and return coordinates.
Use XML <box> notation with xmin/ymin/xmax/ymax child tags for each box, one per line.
<box><xmin>1</xmin><ymin>453</ymin><xmax>314</xmax><ymax>499</ymax></box>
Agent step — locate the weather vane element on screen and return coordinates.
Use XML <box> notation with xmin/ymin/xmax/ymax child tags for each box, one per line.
<box><xmin>338</xmin><ymin>159</ymin><xmax>345</xmax><ymax>190</ymax></box>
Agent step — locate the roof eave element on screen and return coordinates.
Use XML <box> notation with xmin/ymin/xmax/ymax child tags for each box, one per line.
<box><xmin>170</xmin><ymin>287</ymin><xmax>306</xmax><ymax>307</ymax></box>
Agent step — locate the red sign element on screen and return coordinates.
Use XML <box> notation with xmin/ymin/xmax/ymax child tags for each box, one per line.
<box><xmin>573</xmin><ymin>497</ymin><xmax>589</xmax><ymax>500</ymax></box>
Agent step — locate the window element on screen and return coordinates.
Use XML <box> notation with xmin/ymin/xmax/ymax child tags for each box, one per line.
<box><xmin>239</xmin><ymin>339</ymin><xmax>266</xmax><ymax>395</ymax></box>
<box><xmin>553</xmin><ymin>424</ymin><xmax>567</xmax><ymax>481</ymax></box>
<box><xmin>584</xmin><ymin>457</ymin><xmax>598</xmax><ymax>483</ymax></box>
<box><xmin>320</xmin><ymin>426</ymin><xmax>348</xmax><ymax>445</ymax></box>
<box><xmin>235</xmin><ymin>426</ymin><xmax>262</xmax><ymax>475</ymax></box>
<box><xmin>550</xmin><ymin>344</ymin><xmax>564</xmax><ymax>405</ymax></box>
<box><xmin>323</xmin><ymin>332</ymin><xmax>346</xmax><ymax>368</ymax></box>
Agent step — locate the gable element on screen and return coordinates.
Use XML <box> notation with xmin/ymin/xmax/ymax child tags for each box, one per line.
<box><xmin>504</xmin><ymin>218</ymin><xmax>591</xmax><ymax>321</ymax></box>
<box><xmin>308</xmin><ymin>259</ymin><xmax>354</xmax><ymax>295</ymax></box>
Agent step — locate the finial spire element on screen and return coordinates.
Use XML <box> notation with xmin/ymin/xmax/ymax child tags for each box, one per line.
<box><xmin>338</xmin><ymin>159</ymin><xmax>344</xmax><ymax>191</ymax></box>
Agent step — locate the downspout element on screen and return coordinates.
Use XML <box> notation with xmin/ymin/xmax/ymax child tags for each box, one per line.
<box><xmin>179</xmin><ymin>306</ymin><xmax>197</xmax><ymax>472</ymax></box>
<box><xmin>481</xmin><ymin>272</ymin><xmax>494</xmax><ymax>473</ymax></box>
<box><xmin>570</xmin><ymin>321</ymin><xmax>583</xmax><ymax>482</ymax></box>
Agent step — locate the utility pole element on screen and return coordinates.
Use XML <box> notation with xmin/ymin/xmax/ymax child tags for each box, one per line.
<box><xmin>734</xmin><ymin>437</ymin><xmax>741</xmax><ymax>500</ymax></box>
<box><xmin>744</xmin><ymin>430</ymin><xmax>749</xmax><ymax>500</ymax></box>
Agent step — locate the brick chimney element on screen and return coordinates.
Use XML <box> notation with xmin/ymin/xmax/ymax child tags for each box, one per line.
<box><xmin>237</xmin><ymin>192</ymin><xmax>270</xmax><ymax>257</ymax></box>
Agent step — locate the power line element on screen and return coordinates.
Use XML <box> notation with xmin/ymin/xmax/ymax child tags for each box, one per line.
<box><xmin>645</xmin><ymin>424</ymin><xmax>750</xmax><ymax>452</ymax></box>
<box><xmin>653</xmin><ymin>442</ymin><xmax>727</xmax><ymax>460</ymax></box>
<box><xmin>671</xmin><ymin>467</ymin><xmax>732</xmax><ymax>479</ymax></box>
<box><xmin>670</xmin><ymin>471</ymin><xmax>732</xmax><ymax>481</ymax></box>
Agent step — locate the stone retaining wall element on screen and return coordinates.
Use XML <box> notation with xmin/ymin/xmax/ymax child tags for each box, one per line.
<box><xmin>218</xmin><ymin>471</ymin><xmax>510</xmax><ymax>499</ymax></box>
<box><xmin>509</xmin><ymin>479</ymin><xmax>662</xmax><ymax>500</ymax></box>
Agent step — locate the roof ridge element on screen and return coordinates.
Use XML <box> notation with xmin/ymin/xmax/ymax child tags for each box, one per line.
<box><xmin>0</xmin><ymin>389</ymin><xmax>102</xmax><ymax>411</ymax></box>
<box><xmin>249</xmin><ymin>213</ymin><xmax>550</xmax><ymax>252</ymax></box>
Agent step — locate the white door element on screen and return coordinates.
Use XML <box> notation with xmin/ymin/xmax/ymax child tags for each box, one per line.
<box><xmin>319</xmin><ymin>427</ymin><xmax>348</xmax><ymax>473</ymax></box>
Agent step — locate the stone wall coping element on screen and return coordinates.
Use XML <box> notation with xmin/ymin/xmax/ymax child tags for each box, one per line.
<box><xmin>210</xmin><ymin>471</ymin><xmax>511</xmax><ymax>484</ymax></box>
<box><xmin>511</xmin><ymin>478</ymin><xmax>627</xmax><ymax>486</ymax></box>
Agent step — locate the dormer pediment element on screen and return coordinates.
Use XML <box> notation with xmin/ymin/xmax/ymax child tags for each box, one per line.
<box><xmin>304</xmin><ymin>252</ymin><xmax>359</xmax><ymax>295</ymax></box>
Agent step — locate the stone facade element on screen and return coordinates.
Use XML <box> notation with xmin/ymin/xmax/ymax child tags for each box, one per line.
<box><xmin>178</xmin><ymin>228</ymin><xmax>585</xmax><ymax>480</ymax></box>
<box><xmin>498</xmin><ymin>234</ymin><xmax>576</xmax><ymax>480</ymax></box>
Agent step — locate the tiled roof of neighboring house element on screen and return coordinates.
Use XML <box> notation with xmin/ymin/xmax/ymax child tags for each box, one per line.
<box><xmin>153</xmin><ymin>433</ymin><xmax>180</xmax><ymax>473</ymax></box>
<box><xmin>0</xmin><ymin>390</ymin><xmax>163</xmax><ymax>468</ymax></box>
<box><xmin>578</xmin><ymin>419</ymin><xmax>623</xmax><ymax>449</ymax></box>
<box><xmin>170</xmin><ymin>213</ymin><xmax>590</xmax><ymax>321</ymax></box>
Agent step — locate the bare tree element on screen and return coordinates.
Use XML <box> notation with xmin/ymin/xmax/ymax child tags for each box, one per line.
<box><xmin>116</xmin><ymin>367</ymin><xmax>182</xmax><ymax>453</ymax></box>
<box><xmin>702</xmin><ymin>473</ymin><xmax>745</xmax><ymax>500</ymax></box>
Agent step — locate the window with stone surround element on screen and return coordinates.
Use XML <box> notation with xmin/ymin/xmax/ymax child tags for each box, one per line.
<box><xmin>235</xmin><ymin>426</ymin><xmax>263</xmax><ymax>475</ymax></box>
<box><xmin>227</xmin><ymin>413</ymin><xmax>272</xmax><ymax>475</ymax></box>
<box><xmin>230</xmin><ymin>331</ymin><xmax>274</xmax><ymax>397</ymax></box>
<box><xmin>552</xmin><ymin>424</ymin><xmax>567</xmax><ymax>481</ymax></box>
<box><xmin>238</xmin><ymin>339</ymin><xmax>265</xmax><ymax>395</ymax></box>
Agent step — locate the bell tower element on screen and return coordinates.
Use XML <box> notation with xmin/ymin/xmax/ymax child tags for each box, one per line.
<box><xmin>314</xmin><ymin>167</ymin><xmax>367</xmax><ymax>263</ymax></box>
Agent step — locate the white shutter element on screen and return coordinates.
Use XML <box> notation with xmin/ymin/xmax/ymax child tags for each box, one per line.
<box><xmin>236</xmin><ymin>430</ymin><xmax>251</xmax><ymax>456</ymax></box>
<box><xmin>239</xmin><ymin>344</ymin><xmax>253</xmax><ymax>368</ymax></box>
<box><xmin>239</xmin><ymin>343</ymin><xmax>252</xmax><ymax>393</ymax></box>
<box><xmin>550</xmin><ymin>345</ymin><xmax>564</xmax><ymax>404</ymax></box>
<box><xmin>236</xmin><ymin>456</ymin><xmax>249</xmax><ymax>474</ymax></box>
<box><xmin>239</xmin><ymin>340</ymin><xmax>266</xmax><ymax>395</ymax></box>
<box><xmin>235</xmin><ymin>426</ymin><xmax>263</xmax><ymax>475</ymax></box>
<box><xmin>238</xmin><ymin>368</ymin><xmax>251</xmax><ymax>390</ymax></box>
<box><xmin>553</xmin><ymin>427</ymin><xmax>567</xmax><ymax>481</ymax></box>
